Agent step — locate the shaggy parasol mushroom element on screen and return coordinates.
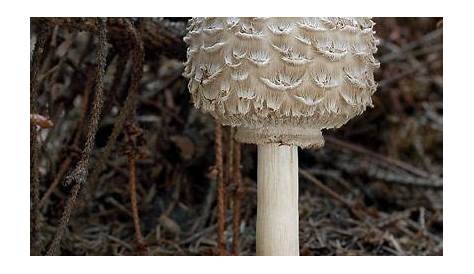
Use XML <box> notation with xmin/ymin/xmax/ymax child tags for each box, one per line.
<box><xmin>183</xmin><ymin>17</ymin><xmax>379</xmax><ymax>256</ymax></box>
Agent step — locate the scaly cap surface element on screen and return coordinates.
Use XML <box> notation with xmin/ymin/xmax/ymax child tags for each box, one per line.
<box><xmin>183</xmin><ymin>17</ymin><xmax>379</xmax><ymax>148</ymax></box>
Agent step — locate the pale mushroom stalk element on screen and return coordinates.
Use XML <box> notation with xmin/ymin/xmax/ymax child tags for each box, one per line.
<box><xmin>183</xmin><ymin>17</ymin><xmax>379</xmax><ymax>256</ymax></box>
<box><xmin>257</xmin><ymin>143</ymin><xmax>299</xmax><ymax>255</ymax></box>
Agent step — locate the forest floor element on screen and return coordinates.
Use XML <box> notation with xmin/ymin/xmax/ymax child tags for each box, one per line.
<box><xmin>30</xmin><ymin>17</ymin><xmax>443</xmax><ymax>255</ymax></box>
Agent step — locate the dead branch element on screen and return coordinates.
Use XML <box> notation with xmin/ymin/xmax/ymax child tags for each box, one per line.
<box><xmin>127</xmin><ymin>152</ymin><xmax>146</xmax><ymax>253</ymax></box>
<box><xmin>231</xmin><ymin>140</ymin><xmax>242</xmax><ymax>255</ymax></box>
<box><xmin>30</xmin><ymin>27</ymin><xmax>50</xmax><ymax>256</ymax></box>
<box><xmin>299</xmin><ymin>169</ymin><xmax>366</xmax><ymax>220</ymax></box>
<box><xmin>325</xmin><ymin>136</ymin><xmax>431</xmax><ymax>179</ymax></box>
<box><xmin>88</xmin><ymin>19</ymin><xmax>145</xmax><ymax>193</ymax></box>
<box><xmin>47</xmin><ymin>18</ymin><xmax>108</xmax><ymax>255</ymax></box>
<box><xmin>215</xmin><ymin>120</ymin><xmax>226</xmax><ymax>255</ymax></box>
<box><xmin>31</xmin><ymin>17</ymin><xmax>186</xmax><ymax>61</ymax></box>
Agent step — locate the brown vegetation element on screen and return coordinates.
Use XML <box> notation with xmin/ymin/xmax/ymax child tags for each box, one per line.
<box><xmin>30</xmin><ymin>17</ymin><xmax>442</xmax><ymax>255</ymax></box>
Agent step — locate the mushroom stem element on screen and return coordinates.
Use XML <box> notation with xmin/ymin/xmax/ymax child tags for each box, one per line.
<box><xmin>257</xmin><ymin>143</ymin><xmax>299</xmax><ymax>256</ymax></box>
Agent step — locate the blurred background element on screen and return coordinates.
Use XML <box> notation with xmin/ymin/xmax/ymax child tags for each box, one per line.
<box><xmin>30</xmin><ymin>17</ymin><xmax>442</xmax><ymax>255</ymax></box>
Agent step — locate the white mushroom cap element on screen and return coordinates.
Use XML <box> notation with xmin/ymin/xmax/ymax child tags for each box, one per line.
<box><xmin>183</xmin><ymin>17</ymin><xmax>379</xmax><ymax>148</ymax></box>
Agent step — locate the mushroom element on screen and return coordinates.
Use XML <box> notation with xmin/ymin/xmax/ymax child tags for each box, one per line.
<box><xmin>183</xmin><ymin>17</ymin><xmax>379</xmax><ymax>256</ymax></box>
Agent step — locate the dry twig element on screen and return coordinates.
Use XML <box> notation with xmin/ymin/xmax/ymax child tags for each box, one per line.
<box><xmin>127</xmin><ymin>151</ymin><xmax>146</xmax><ymax>253</ymax></box>
<box><xmin>30</xmin><ymin>27</ymin><xmax>50</xmax><ymax>255</ymax></box>
<box><xmin>88</xmin><ymin>19</ymin><xmax>145</xmax><ymax>192</ymax></box>
<box><xmin>47</xmin><ymin>18</ymin><xmax>108</xmax><ymax>255</ymax></box>
<box><xmin>215</xmin><ymin>120</ymin><xmax>226</xmax><ymax>255</ymax></box>
<box><xmin>231</xmin><ymin>140</ymin><xmax>242</xmax><ymax>255</ymax></box>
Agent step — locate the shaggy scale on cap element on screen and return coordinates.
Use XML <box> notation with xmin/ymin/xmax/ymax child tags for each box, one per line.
<box><xmin>183</xmin><ymin>17</ymin><xmax>379</xmax><ymax>148</ymax></box>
